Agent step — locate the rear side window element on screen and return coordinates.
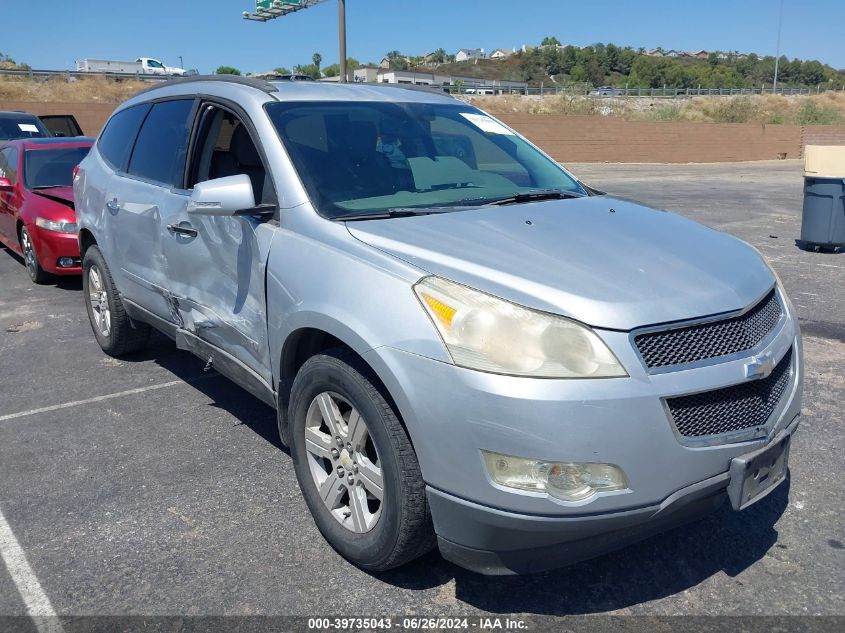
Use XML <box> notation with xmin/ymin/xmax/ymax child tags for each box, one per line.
<box><xmin>98</xmin><ymin>104</ymin><xmax>151</xmax><ymax>171</ymax></box>
<box><xmin>128</xmin><ymin>99</ymin><xmax>194</xmax><ymax>188</ymax></box>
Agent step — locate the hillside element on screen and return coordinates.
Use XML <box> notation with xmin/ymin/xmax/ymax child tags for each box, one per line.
<box><xmin>398</xmin><ymin>43</ymin><xmax>845</xmax><ymax>89</ymax></box>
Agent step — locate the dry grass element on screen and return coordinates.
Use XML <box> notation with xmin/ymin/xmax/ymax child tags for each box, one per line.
<box><xmin>0</xmin><ymin>76</ymin><xmax>148</xmax><ymax>103</ymax></box>
<box><xmin>3</xmin><ymin>77</ymin><xmax>844</xmax><ymax>126</ymax></box>
<box><xmin>468</xmin><ymin>92</ymin><xmax>845</xmax><ymax>125</ymax></box>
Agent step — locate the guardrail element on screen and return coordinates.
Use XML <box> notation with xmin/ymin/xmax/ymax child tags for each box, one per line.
<box><xmin>2</xmin><ymin>68</ymin><xmax>843</xmax><ymax>98</ymax></box>
<box><xmin>0</xmin><ymin>68</ymin><xmax>173</xmax><ymax>82</ymax></box>
<box><xmin>457</xmin><ymin>85</ymin><xmax>845</xmax><ymax>97</ymax></box>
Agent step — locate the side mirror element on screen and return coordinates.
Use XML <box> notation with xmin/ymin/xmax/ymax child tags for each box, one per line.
<box><xmin>0</xmin><ymin>177</ymin><xmax>13</xmax><ymax>192</ymax></box>
<box><xmin>187</xmin><ymin>175</ymin><xmax>256</xmax><ymax>216</ymax></box>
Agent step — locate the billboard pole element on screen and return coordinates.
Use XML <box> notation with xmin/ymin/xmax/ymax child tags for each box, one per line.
<box><xmin>338</xmin><ymin>0</ymin><xmax>347</xmax><ymax>82</ymax></box>
<box><xmin>244</xmin><ymin>1</ymin><xmax>347</xmax><ymax>83</ymax></box>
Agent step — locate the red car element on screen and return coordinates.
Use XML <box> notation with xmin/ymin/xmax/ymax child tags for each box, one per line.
<box><xmin>0</xmin><ymin>137</ymin><xmax>93</xmax><ymax>283</ymax></box>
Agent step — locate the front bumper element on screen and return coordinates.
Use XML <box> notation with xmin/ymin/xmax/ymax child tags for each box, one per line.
<box><xmin>31</xmin><ymin>226</ymin><xmax>81</xmax><ymax>275</ymax></box>
<box><xmin>430</xmin><ymin>414</ymin><xmax>799</xmax><ymax>575</ymax></box>
<box><xmin>362</xmin><ymin>294</ymin><xmax>802</xmax><ymax>573</ymax></box>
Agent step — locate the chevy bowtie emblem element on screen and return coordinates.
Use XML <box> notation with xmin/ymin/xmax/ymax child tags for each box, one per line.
<box><xmin>745</xmin><ymin>352</ymin><xmax>776</xmax><ymax>379</ymax></box>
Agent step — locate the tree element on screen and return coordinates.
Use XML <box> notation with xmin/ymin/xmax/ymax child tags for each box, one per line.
<box><xmin>560</xmin><ymin>45</ymin><xmax>578</xmax><ymax>74</ymax></box>
<box><xmin>312</xmin><ymin>52</ymin><xmax>322</xmax><ymax>73</ymax></box>
<box><xmin>294</xmin><ymin>63</ymin><xmax>321</xmax><ymax>79</ymax></box>
<box><xmin>215</xmin><ymin>66</ymin><xmax>241</xmax><ymax>75</ymax></box>
<box><xmin>432</xmin><ymin>48</ymin><xmax>447</xmax><ymax>64</ymax></box>
<box><xmin>584</xmin><ymin>59</ymin><xmax>605</xmax><ymax>85</ymax></box>
<box><xmin>541</xmin><ymin>36</ymin><xmax>561</xmax><ymax>47</ymax></box>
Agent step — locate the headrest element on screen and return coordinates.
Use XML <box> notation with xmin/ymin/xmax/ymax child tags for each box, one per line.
<box><xmin>230</xmin><ymin>124</ymin><xmax>261</xmax><ymax>167</ymax></box>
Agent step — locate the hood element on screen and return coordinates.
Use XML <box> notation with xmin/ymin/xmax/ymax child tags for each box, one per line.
<box><xmin>32</xmin><ymin>186</ymin><xmax>75</xmax><ymax>209</ymax></box>
<box><xmin>347</xmin><ymin>196</ymin><xmax>774</xmax><ymax>331</ymax></box>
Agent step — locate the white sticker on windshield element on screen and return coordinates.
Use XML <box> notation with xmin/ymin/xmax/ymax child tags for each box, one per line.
<box><xmin>460</xmin><ymin>113</ymin><xmax>514</xmax><ymax>135</ymax></box>
<box><xmin>18</xmin><ymin>123</ymin><xmax>40</xmax><ymax>132</ymax></box>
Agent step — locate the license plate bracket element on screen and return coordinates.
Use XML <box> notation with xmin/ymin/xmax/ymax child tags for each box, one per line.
<box><xmin>727</xmin><ymin>432</ymin><xmax>791</xmax><ymax>511</ymax></box>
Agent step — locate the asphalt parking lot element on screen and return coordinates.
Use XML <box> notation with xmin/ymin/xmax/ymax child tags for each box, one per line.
<box><xmin>0</xmin><ymin>160</ymin><xmax>843</xmax><ymax>619</ymax></box>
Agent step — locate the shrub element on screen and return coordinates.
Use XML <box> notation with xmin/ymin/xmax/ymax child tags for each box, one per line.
<box><xmin>793</xmin><ymin>100</ymin><xmax>843</xmax><ymax>125</ymax></box>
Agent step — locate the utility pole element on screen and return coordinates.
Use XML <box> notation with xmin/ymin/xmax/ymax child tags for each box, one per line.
<box><xmin>338</xmin><ymin>0</ymin><xmax>347</xmax><ymax>82</ymax></box>
<box><xmin>772</xmin><ymin>0</ymin><xmax>784</xmax><ymax>94</ymax></box>
<box><xmin>179</xmin><ymin>55</ymin><xmax>184</xmax><ymax>69</ymax></box>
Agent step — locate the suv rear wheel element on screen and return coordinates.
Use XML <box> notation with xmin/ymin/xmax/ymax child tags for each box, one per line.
<box><xmin>82</xmin><ymin>246</ymin><xmax>151</xmax><ymax>356</ymax></box>
<box><xmin>289</xmin><ymin>348</ymin><xmax>435</xmax><ymax>570</ymax></box>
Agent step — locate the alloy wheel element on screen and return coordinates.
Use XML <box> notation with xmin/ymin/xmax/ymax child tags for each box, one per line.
<box><xmin>21</xmin><ymin>230</ymin><xmax>37</xmax><ymax>277</ymax></box>
<box><xmin>88</xmin><ymin>265</ymin><xmax>111</xmax><ymax>337</ymax></box>
<box><xmin>304</xmin><ymin>391</ymin><xmax>384</xmax><ymax>533</ymax></box>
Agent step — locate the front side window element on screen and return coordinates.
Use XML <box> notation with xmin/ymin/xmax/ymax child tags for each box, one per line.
<box><xmin>0</xmin><ymin>147</ymin><xmax>19</xmax><ymax>184</ymax></box>
<box><xmin>265</xmin><ymin>101</ymin><xmax>584</xmax><ymax>219</ymax></box>
<box><xmin>187</xmin><ymin>104</ymin><xmax>270</xmax><ymax>206</ymax></box>
<box><xmin>127</xmin><ymin>99</ymin><xmax>194</xmax><ymax>187</ymax></box>
<box><xmin>24</xmin><ymin>146</ymin><xmax>92</xmax><ymax>189</ymax></box>
<box><xmin>98</xmin><ymin>104</ymin><xmax>151</xmax><ymax>171</ymax></box>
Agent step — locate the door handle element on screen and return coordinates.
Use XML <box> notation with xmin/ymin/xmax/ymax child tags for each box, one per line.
<box><xmin>167</xmin><ymin>223</ymin><xmax>198</xmax><ymax>238</ymax></box>
<box><xmin>106</xmin><ymin>198</ymin><xmax>120</xmax><ymax>212</ymax></box>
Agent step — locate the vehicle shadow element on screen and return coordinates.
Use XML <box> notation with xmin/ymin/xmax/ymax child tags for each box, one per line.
<box><xmin>119</xmin><ymin>332</ymin><xmax>284</xmax><ymax>452</ymax></box>
<box><xmin>375</xmin><ymin>479</ymin><xmax>790</xmax><ymax>614</ymax></box>
<box><xmin>0</xmin><ymin>243</ymin><xmax>83</xmax><ymax>291</ymax></box>
<box><xmin>110</xmin><ymin>330</ymin><xmax>789</xmax><ymax>615</ymax></box>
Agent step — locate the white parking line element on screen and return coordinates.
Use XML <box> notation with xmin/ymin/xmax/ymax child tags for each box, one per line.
<box><xmin>0</xmin><ymin>375</ymin><xmax>218</xmax><ymax>422</ymax></box>
<box><xmin>0</xmin><ymin>507</ymin><xmax>64</xmax><ymax>633</ymax></box>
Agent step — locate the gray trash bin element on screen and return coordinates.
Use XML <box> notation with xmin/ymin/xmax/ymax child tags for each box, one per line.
<box><xmin>800</xmin><ymin>177</ymin><xmax>845</xmax><ymax>250</ymax></box>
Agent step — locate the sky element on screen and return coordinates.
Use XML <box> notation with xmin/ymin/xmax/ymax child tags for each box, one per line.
<box><xmin>3</xmin><ymin>0</ymin><xmax>844</xmax><ymax>73</ymax></box>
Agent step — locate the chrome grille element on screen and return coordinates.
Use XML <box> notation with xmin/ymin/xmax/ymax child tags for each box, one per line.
<box><xmin>666</xmin><ymin>348</ymin><xmax>793</xmax><ymax>439</ymax></box>
<box><xmin>635</xmin><ymin>290</ymin><xmax>782</xmax><ymax>369</ymax></box>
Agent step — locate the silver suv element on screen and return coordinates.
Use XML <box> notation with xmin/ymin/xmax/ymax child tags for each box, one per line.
<box><xmin>74</xmin><ymin>77</ymin><xmax>803</xmax><ymax>575</ymax></box>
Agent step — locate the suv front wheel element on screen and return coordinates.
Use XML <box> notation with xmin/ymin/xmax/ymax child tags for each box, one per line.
<box><xmin>289</xmin><ymin>349</ymin><xmax>435</xmax><ymax>570</ymax></box>
<box><xmin>82</xmin><ymin>245</ymin><xmax>151</xmax><ymax>356</ymax></box>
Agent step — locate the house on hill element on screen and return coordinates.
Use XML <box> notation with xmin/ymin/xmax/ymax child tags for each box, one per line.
<box><xmin>691</xmin><ymin>49</ymin><xmax>710</xmax><ymax>59</ymax></box>
<box><xmin>455</xmin><ymin>48</ymin><xmax>484</xmax><ymax>62</ymax></box>
<box><xmin>489</xmin><ymin>48</ymin><xmax>513</xmax><ymax>60</ymax></box>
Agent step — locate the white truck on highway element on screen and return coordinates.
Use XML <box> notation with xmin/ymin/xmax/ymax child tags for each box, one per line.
<box><xmin>75</xmin><ymin>57</ymin><xmax>186</xmax><ymax>76</ymax></box>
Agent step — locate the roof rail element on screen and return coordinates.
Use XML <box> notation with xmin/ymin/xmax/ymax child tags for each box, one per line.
<box><xmin>132</xmin><ymin>74</ymin><xmax>278</xmax><ymax>98</ymax></box>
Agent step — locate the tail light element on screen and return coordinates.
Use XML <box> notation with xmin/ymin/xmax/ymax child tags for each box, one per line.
<box><xmin>72</xmin><ymin>165</ymin><xmax>80</xmax><ymax>179</ymax></box>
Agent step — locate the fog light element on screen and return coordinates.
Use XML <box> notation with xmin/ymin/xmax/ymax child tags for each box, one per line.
<box><xmin>57</xmin><ymin>257</ymin><xmax>79</xmax><ymax>268</ymax></box>
<box><xmin>482</xmin><ymin>451</ymin><xmax>627</xmax><ymax>502</ymax></box>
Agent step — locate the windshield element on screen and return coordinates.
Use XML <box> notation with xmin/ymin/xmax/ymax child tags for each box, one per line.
<box><xmin>0</xmin><ymin>116</ymin><xmax>49</xmax><ymax>141</ymax></box>
<box><xmin>265</xmin><ymin>101</ymin><xmax>585</xmax><ymax>219</ymax></box>
<box><xmin>24</xmin><ymin>146</ymin><xmax>91</xmax><ymax>189</ymax></box>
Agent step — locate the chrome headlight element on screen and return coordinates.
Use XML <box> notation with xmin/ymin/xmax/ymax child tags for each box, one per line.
<box><xmin>35</xmin><ymin>217</ymin><xmax>77</xmax><ymax>234</ymax></box>
<box><xmin>414</xmin><ymin>276</ymin><xmax>626</xmax><ymax>378</ymax></box>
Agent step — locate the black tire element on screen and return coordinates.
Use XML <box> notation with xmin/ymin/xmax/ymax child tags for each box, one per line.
<box><xmin>82</xmin><ymin>245</ymin><xmax>151</xmax><ymax>356</ymax></box>
<box><xmin>289</xmin><ymin>348</ymin><xmax>435</xmax><ymax>571</ymax></box>
<box><xmin>19</xmin><ymin>226</ymin><xmax>51</xmax><ymax>285</ymax></box>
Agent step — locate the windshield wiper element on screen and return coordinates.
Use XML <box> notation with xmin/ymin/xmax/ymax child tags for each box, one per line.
<box><xmin>480</xmin><ymin>190</ymin><xmax>585</xmax><ymax>206</ymax></box>
<box><xmin>32</xmin><ymin>185</ymin><xmax>67</xmax><ymax>190</ymax></box>
<box><xmin>337</xmin><ymin>208</ymin><xmax>453</xmax><ymax>222</ymax></box>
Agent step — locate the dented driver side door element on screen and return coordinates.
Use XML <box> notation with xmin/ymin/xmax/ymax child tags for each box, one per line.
<box><xmin>158</xmin><ymin>101</ymin><xmax>277</xmax><ymax>384</ymax></box>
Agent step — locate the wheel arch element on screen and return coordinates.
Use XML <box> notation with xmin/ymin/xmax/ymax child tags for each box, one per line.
<box><xmin>78</xmin><ymin>228</ymin><xmax>98</xmax><ymax>258</ymax></box>
<box><xmin>276</xmin><ymin>323</ymin><xmax>405</xmax><ymax>446</ymax></box>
